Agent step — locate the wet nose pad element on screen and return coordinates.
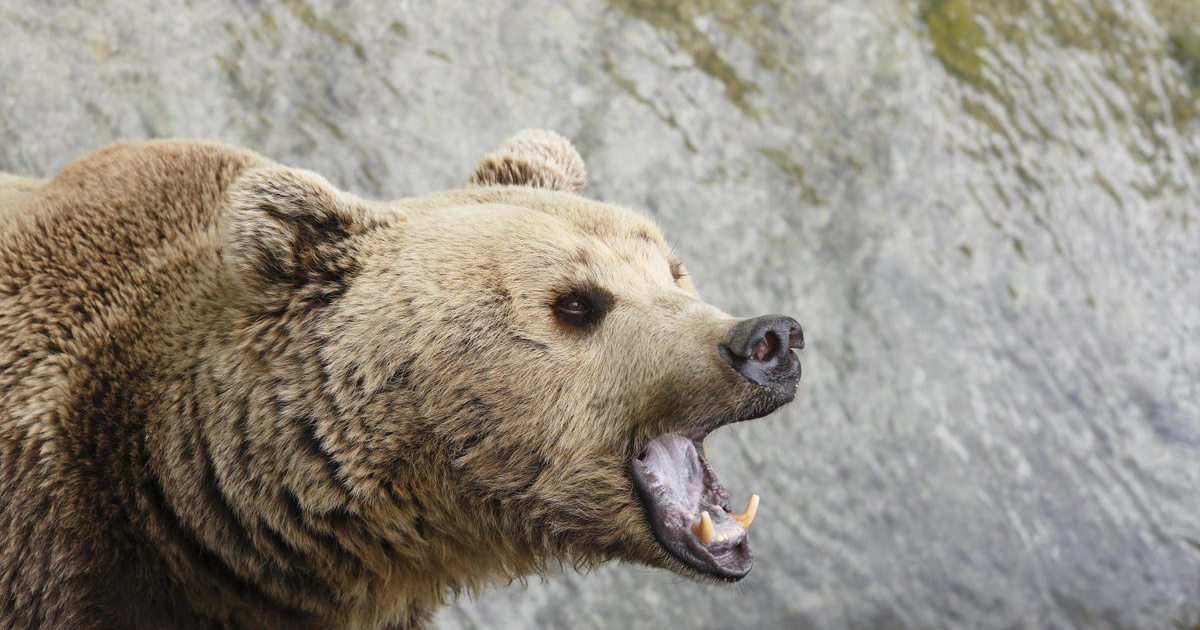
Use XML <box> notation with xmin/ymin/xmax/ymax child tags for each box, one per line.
<box><xmin>721</xmin><ymin>315</ymin><xmax>804</xmax><ymax>386</ymax></box>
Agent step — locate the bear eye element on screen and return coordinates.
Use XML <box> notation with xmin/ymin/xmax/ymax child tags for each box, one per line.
<box><xmin>558</xmin><ymin>297</ymin><xmax>591</xmax><ymax>316</ymax></box>
<box><xmin>553</xmin><ymin>287</ymin><xmax>612</xmax><ymax>330</ymax></box>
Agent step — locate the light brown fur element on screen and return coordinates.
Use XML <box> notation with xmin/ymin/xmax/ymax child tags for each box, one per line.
<box><xmin>0</xmin><ymin>131</ymin><xmax>768</xmax><ymax>629</ymax></box>
<box><xmin>0</xmin><ymin>173</ymin><xmax>46</xmax><ymax>233</ymax></box>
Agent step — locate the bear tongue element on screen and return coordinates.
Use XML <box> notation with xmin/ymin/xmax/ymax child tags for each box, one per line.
<box><xmin>629</xmin><ymin>434</ymin><xmax>758</xmax><ymax>580</ymax></box>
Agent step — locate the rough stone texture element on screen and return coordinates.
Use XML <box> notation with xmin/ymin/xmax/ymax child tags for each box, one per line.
<box><xmin>1</xmin><ymin>1</ymin><xmax>1198</xmax><ymax>629</ymax></box>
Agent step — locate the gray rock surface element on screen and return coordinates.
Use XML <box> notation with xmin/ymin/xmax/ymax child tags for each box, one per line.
<box><xmin>2</xmin><ymin>1</ymin><xmax>1198</xmax><ymax>628</ymax></box>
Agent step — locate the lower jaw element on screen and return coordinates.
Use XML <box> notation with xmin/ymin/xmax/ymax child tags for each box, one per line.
<box><xmin>628</xmin><ymin>433</ymin><xmax>758</xmax><ymax>579</ymax></box>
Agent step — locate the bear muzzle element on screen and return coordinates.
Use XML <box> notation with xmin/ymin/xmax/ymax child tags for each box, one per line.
<box><xmin>627</xmin><ymin>313</ymin><xmax>804</xmax><ymax>581</ymax></box>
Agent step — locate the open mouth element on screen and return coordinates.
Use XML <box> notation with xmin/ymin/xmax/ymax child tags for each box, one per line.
<box><xmin>628</xmin><ymin>429</ymin><xmax>759</xmax><ymax>580</ymax></box>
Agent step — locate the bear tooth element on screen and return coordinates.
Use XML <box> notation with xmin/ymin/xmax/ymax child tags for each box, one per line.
<box><xmin>732</xmin><ymin>494</ymin><xmax>760</xmax><ymax>530</ymax></box>
<box><xmin>694</xmin><ymin>511</ymin><xmax>715</xmax><ymax>544</ymax></box>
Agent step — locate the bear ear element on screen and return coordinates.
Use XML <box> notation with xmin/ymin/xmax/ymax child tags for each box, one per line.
<box><xmin>468</xmin><ymin>129</ymin><xmax>588</xmax><ymax>194</ymax></box>
<box><xmin>221</xmin><ymin>167</ymin><xmax>374</xmax><ymax>305</ymax></box>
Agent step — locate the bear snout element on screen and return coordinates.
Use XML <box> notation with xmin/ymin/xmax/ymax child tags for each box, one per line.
<box><xmin>720</xmin><ymin>315</ymin><xmax>804</xmax><ymax>391</ymax></box>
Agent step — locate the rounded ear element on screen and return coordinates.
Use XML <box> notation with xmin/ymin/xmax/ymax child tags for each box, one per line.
<box><xmin>221</xmin><ymin>167</ymin><xmax>375</xmax><ymax>305</ymax></box>
<box><xmin>468</xmin><ymin>129</ymin><xmax>587</xmax><ymax>194</ymax></box>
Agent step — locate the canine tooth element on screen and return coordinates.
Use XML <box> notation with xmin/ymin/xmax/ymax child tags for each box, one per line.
<box><xmin>694</xmin><ymin>511</ymin><xmax>715</xmax><ymax>544</ymax></box>
<box><xmin>732</xmin><ymin>494</ymin><xmax>760</xmax><ymax>530</ymax></box>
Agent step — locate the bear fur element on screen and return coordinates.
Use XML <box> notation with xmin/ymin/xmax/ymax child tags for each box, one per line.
<box><xmin>0</xmin><ymin>131</ymin><xmax>800</xmax><ymax>629</ymax></box>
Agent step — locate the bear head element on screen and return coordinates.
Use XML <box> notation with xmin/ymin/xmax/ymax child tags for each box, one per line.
<box><xmin>218</xmin><ymin>130</ymin><xmax>803</xmax><ymax>592</ymax></box>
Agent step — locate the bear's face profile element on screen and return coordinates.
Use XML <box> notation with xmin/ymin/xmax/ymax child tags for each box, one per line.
<box><xmin>218</xmin><ymin>130</ymin><xmax>803</xmax><ymax>592</ymax></box>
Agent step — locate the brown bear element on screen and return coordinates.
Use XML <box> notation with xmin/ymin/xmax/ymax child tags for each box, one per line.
<box><xmin>0</xmin><ymin>130</ymin><xmax>804</xmax><ymax>629</ymax></box>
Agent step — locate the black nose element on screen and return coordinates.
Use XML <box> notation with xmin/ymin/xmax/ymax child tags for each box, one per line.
<box><xmin>721</xmin><ymin>315</ymin><xmax>804</xmax><ymax>387</ymax></box>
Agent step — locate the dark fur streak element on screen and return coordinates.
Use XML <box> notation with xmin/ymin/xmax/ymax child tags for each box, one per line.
<box><xmin>196</xmin><ymin>432</ymin><xmax>261</xmax><ymax>561</ymax></box>
<box><xmin>386</xmin><ymin>359</ymin><xmax>414</xmax><ymax>387</ymax></box>
<box><xmin>277</xmin><ymin>490</ymin><xmax>365</xmax><ymax>573</ymax></box>
<box><xmin>411</xmin><ymin>514</ymin><xmax>428</xmax><ymax>540</ymax></box>
<box><xmin>294</xmin><ymin>415</ymin><xmax>352</xmax><ymax>493</ymax></box>
<box><xmin>234</xmin><ymin>399</ymin><xmax>253</xmax><ymax>479</ymax></box>
<box><xmin>509</xmin><ymin>334</ymin><xmax>550</xmax><ymax>353</ymax></box>
<box><xmin>140</xmin><ymin>472</ymin><xmax>318</xmax><ymax>628</ymax></box>
<box><xmin>632</xmin><ymin>228</ymin><xmax>657</xmax><ymax>244</ymax></box>
<box><xmin>453</xmin><ymin>431</ymin><xmax>487</xmax><ymax>460</ymax></box>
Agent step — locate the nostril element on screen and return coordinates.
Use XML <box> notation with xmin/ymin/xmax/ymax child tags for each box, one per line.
<box><xmin>751</xmin><ymin>331</ymin><xmax>780</xmax><ymax>363</ymax></box>
<box><xmin>788</xmin><ymin>324</ymin><xmax>804</xmax><ymax>350</ymax></box>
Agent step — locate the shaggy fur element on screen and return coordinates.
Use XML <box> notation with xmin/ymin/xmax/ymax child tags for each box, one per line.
<box><xmin>0</xmin><ymin>131</ymin><xmax>770</xmax><ymax>629</ymax></box>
